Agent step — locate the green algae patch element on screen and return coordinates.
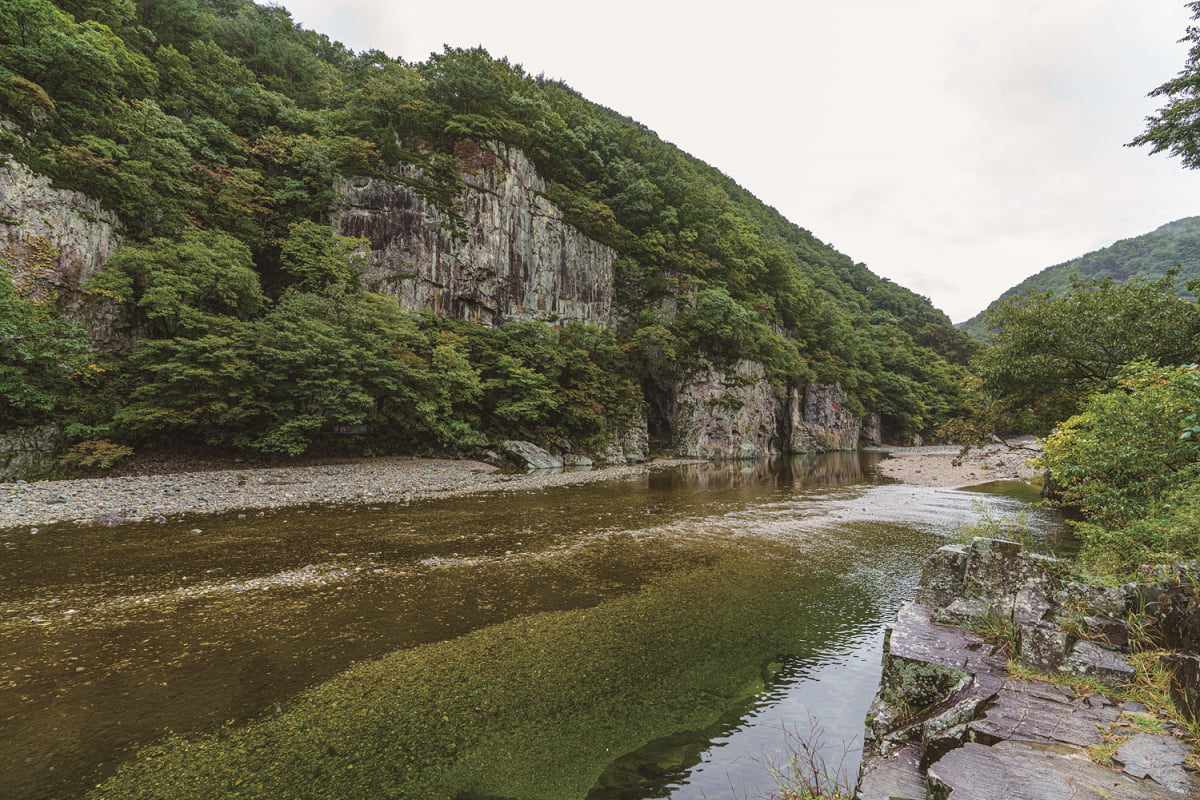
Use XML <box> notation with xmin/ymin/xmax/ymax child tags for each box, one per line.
<box><xmin>89</xmin><ymin>541</ymin><xmax>873</xmax><ymax>800</ymax></box>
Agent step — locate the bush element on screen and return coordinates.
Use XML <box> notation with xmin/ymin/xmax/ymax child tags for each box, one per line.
<box><xmin>1039</xmin><ymin>362</ymin><xmax>1200</xmax><ymax>572</ymax></box>
<box><xmin>57</xmin><ymin>439</ymin><xmax>134</xmax><ymax>472</ymax></box>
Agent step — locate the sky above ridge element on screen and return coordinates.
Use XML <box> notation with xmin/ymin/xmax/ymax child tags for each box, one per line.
<box><xmin>276</xmin><ymin>0</ymin><xmax>1200</xmax><ymax>322</ymax></box>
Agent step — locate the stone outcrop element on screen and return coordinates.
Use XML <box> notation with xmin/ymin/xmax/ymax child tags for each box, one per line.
<box><xmin>497</xmin><ymin>414</ymin><xmax>648</xmax><ymax>470</ymax></box>
<box><xmin>0</xmin><ymin>425</ymin><xmax>61</xmax><ymax>481</ymax></box>
<box><xmin>0</xmin><ymin>160</ymin><xmax>122</xmax><ymax>343</ymax></box>
<box><xmin>786</xmin><ymin>382</ymin><xmax>865</xmax><ymax>452</ymax></box>
<box><xmin>600</xmin><ymin>417</ymin><xmax>649</xmax><ymax>465</ymax></box>
<box><xmin>666</xmin><ymin>361</ymin><xmax>872</xmax><ymax>459</ymax></box>
<box><xmin>333</xmin><ymin>146</ymin><xmax>616</xmax><ymax>328</ymax></box>
<box><xmin>497</xmin><ymin>440</ymin><xmax>564</xmax><ymax>470</ymax></box>
<box><xmin>857</xmin><ymin>538</ymin><xmax>1200</xmax><ymax>800</ymax></box>
<box><xmin>670</xmin><ymin>361</ymin><xmax>779</xmax><ymax>460</ymax></box>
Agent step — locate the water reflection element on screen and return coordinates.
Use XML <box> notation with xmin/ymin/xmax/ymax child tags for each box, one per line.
<box><xmin>648</xmin><ymin>451</ymin><xmax>877</xmax><ymax>492</ymax></box>
<box><xmin>0</xmin><ymin>454</ymin><xmax>1064</xmax><ymax>800</ymax></box>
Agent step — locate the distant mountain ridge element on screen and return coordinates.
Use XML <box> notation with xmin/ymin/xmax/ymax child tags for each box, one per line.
<box><xmin>958</xmin><ymin>217</ymin><xmax>1200</xmax><ymax>339</ymax></box>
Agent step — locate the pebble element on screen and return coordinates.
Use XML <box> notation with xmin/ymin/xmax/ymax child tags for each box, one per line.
<box><xmin>0</xmin><ymin>457</ymin><xmax>690</xmax><ymax>529</ymax></box>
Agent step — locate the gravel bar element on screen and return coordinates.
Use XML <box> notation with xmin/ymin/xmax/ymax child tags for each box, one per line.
<box><xmin>0</xmin><ymin>457</ymin><xmax>697</xmax><ymax>529</ymax></box>
<box><xmin>870</xmin><ymin>439</ymin><xmax>1043</xmax><ymax>488</ymax></box>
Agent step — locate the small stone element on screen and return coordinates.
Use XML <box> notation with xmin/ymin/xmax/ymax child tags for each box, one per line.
<box><xmin>190</xmin><ymin>528</ymin><xmax>203</xmax><ymax>534</ymax></box>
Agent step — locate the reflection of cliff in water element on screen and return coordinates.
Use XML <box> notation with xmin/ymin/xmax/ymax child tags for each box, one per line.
<box><xmin>651</xmin><ymin>451</ymin><xmax>882</xmax><ymax>492</ymax></box>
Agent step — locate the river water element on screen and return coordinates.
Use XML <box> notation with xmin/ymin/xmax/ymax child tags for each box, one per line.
<box><xmin>0</xmin><ymin>453</ymin><xmax>1065</xmax><ymax>800</ymax></box>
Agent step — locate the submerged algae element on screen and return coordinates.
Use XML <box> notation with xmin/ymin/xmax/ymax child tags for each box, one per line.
<box><xmin>90</xmin><ymin>540</ymin><xmax>875</xmax><ymax>800</ymax></box>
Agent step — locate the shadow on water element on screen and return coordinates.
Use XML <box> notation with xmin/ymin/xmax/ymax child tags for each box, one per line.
<box><xmin>0</xmin><ymin>452</ymin><xmax>1066</xmax><ymax>800</ymax></box>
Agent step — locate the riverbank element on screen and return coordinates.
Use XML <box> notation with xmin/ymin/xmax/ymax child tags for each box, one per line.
<box><xmin>0</xmin><ymin>457</ymin><xmax>699</xmax><ymax>529</ymax></box>
<box><xmin>872</xmin><ymin>439</ymin><xmax>1042</xmax><ymax>488</ymax></box>
<box><xmin>0</xmin><ymin>441</ymin><xmax>1043</xmax><ymax>529</ymax></box>
<box><xmin>858</xmin><ymin>537</ymin><xmax>1200</xmax><ymax>799</ymax></box>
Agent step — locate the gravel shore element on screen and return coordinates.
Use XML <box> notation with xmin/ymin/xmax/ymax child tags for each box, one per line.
<box><xmin>0</xmin><ymin>442</ymin><xmax>1044</xmax><ymax>529</ymax></box>
<box><xmin>872</xmin><ymin>439</ymin><xmax>1043</xmax><ymax>488</ymax></box>
<box><xmin>0</xmin><ymin>457</ymin><xmax>696</xmax><ymax>529</ymax></box>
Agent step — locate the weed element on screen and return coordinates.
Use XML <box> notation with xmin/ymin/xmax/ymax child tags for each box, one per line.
<box><xmin>1005</xmin><ymin>660</ymin><xmax>1112</xmax><ymax>697</ymax></box>
<box><xmin>749</xmin><ymin>718</ymin><xmax>855</xmax><ymax>800</ymax></box>
<box><xmin>1088</xmin><ymin>736</ymin><xmax>1123</xmax><ymax>767</ymax></box>
<box><xmin>949</xmin><ymin>499</ymin><xmax>1041</xmax><ymax>552</ymax></box>
<box><xmin>1058</xmin><ymin>607</ymin><xmax>1104</xmax><ymax>643</ymax></box>
<box><xmin>972</xmin><ymin>609</ymin><xmax>1020</xmax><ymax>655</ymax></box>
<box><xmin>1121</xmin><ymin>711</ymin><xmax>1167</xmax><ymax>735</ymax></box>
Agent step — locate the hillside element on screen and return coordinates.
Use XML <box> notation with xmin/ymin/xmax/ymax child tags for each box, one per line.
<box><xmin>1</xmin><ymin>0</ymin><xmax>973</xmax><ymax>469</ymax></box>
<box><xmin>958</xmin><ymin>217</ymin><xmax>1200</xmax><ymax>339</ymax></box>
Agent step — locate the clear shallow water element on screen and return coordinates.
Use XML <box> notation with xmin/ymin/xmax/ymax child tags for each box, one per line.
<box><xmin>0</xmin><ymin>453</ymin><xmax>1066</xmax><ymax>800</ymax></box>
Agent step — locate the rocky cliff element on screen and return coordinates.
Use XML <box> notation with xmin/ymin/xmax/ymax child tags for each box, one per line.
<box><xmin>332</xmin><ymin>146</ymin><xmax>616</xmax><ymax>329</ymax></box>
<box><xmin>0</xmin><ymin>148</ymin><xmax>886</xmax><ymax>462</ymax></box>
<box><xmin>665</xmin><ymin>360</ymin><xmax>878</xmax><ymax>459</ymax></box>
<box><xmin>0</xmin><ymin>160</ymin><xmax>122</xmax><ymax>343</ymax></box>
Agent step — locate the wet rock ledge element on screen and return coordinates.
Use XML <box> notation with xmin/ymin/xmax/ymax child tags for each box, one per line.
<box><xmin>856</xmin><ymin>538</ymin><xmax>1200</xmax><ymax>800</ymax></box>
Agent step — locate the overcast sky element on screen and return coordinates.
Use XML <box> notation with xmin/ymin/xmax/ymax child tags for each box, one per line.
<box><xmin>277</xmin><ymin>0</ymin><xmax>1199</xmax><ymax>322</ymax></box>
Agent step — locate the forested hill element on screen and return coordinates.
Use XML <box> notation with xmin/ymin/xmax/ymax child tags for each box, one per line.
<box><xmin>0</xmin><ymin>0</ymin><xmax>973</xmax><ymax>462</ymax></box>
<box><xmin>958</xmin><ymin>217</ymin><xmax>1200</xmax><ymax>340</ymax></box>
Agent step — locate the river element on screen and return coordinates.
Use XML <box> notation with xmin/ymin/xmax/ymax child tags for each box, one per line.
<box><xmin>0</xmin><ymin>452</ymin><xmax>1065</xmax><ymax>799</ymax></box>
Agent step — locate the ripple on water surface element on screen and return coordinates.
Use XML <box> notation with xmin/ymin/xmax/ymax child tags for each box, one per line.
<box><xmin>0</xmin><ymin>454</ymin><xmax>1067</xmax><ymax>800</ymax></box>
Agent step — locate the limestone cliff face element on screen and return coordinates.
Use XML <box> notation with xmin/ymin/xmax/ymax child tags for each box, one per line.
<box><xmin>333</xmin><ymin>147</ymin><xmax>616</xmax><ymax>328</ymax></box>
<box><xmin>0</xmin><ymin>160</ymin><xmax>122</xmax><ymax>342</ymax></box>
<box><xmin>667</xmin><ymin>360</ymin><xmax>871</xmax><ymax>459</ymax></box>
<box><xmin>670</xmin><ymin>361</ymin><xmax>780</xmax><ymax>460</ymax></box>
<box><xmin>786</xmin><ymin>383</ymin><xmax>864</xmax><ymax>452</ymax></box>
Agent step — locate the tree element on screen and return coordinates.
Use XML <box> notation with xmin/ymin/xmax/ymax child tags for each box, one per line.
<box><xmin>88</xmin><ymin>228</ymin><xmax>264</xmax><ymax>337</ymax></box>
<box><xmin>1038</xmin><ymin>363</ymin><xmax>1200</xmax><ymax>572</ymax></box>
<box><xmin>0</xmin><ymin>268</ymin><xmax>95</xmax><ymax>428</ymax></box>
<box><xmin>1130</xmin><ymin>2</ymin><xmax>1200</xmax><ymax>168</ymax></box>
<box><xmin>973</xmin><ymin>272</ymin><xmax>1200</xmax><ymax>431</ymax></box>
<box><xmin>279</xmin><ymin>221</ymin><xmax>369</xmax><ymax>292</ymax></box>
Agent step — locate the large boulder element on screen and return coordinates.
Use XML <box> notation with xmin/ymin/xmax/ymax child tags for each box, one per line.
<box><xmin>497</xmin><ymin>440</ymin><xmax>563</xmax><ymax>470</ymax></box>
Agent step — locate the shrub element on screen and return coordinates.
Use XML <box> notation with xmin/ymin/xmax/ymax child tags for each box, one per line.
<box><xmin>1039</xmin><ymin>362</ymin><xmax>1200</xmax><ymax>572</ymax></box>
<box><xmin>57</xmin><ymin>439</ymin><xmax>134</xmax><ymax>471</ymax></box>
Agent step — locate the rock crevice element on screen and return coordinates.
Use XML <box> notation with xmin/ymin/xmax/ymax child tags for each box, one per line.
<box><xmin>857</xmin><ymin>538</ymin><xmax>1200</xmax><ymax>800</ymax></box>
<box><xmin>667</xmin><ymin>360</ymin><xmax>876</xmax><ymax>459</ymax></box>
<box><xmin>333</xmin><ymin>147</ymin><xmax>616</xmax><ymax>329</ymax></box>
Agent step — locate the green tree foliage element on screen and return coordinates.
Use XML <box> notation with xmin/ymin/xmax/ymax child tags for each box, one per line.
<box><xmin>112</xmin><ymin>291</ymin><xmax>483</xmax><ymax>455</ymax></box>
<box><xmin>88</xmin><ymin>228</ymin><xmax>264</xmax><ymax>336</ymax></box>
<box><xmin>959</xmin><ymin>217</ymin><xmax>1200</xmax><ymax>340</ymax></box>
<box><xmin>279</xmin><ymin>221</ymin><xmax>369</xmax><ymax>291</ymax></box>
<box><xmin>1039</xmin><ymin>363</ymin><xmax>1200</xmax><ymax>572</ymax></box>
<box><xmin>0</xmin><ymin>268</ymin><xmax>94</xmax><ymax>428</ymax></box>
<box><xmin>1130</xmin><ymin>1</ymin><xmax>1200</xmax><ymax>169</ymax></box>
<box><xmin>972</xmin><ymin>272</ymin><xmax>1200</xmax><ymax>431</ymax></box>
<box><xmin>0</xmin><ymin>0</ymin><xmax>970</xmax><ymax>455</ymax></box>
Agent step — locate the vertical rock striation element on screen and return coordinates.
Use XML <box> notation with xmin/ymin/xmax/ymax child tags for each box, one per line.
<box><xmin>333</xmin><ymin>147</ymin><xmax>616</xmax><ymax>328</ymax></box>
<box><xmin>667</xmin><ymin>360</ymin><xmax>873</xmax><ymax>459</ymax></box>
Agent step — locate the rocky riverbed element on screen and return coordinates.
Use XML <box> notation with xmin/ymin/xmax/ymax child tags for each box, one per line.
<box><xmin>872</xmin><ymin>439</ymin><xmax>1042</xmax><ymax>488</ymax></box>
<box><xmin>0</xmin><ymin>457</ymin><xmax>697</xmax><ymax>528</ymax></box>
<box><xmin>858</xmin><ymin>537</ymin><xmax>1200</xmax><ymax>799</ymax></box>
